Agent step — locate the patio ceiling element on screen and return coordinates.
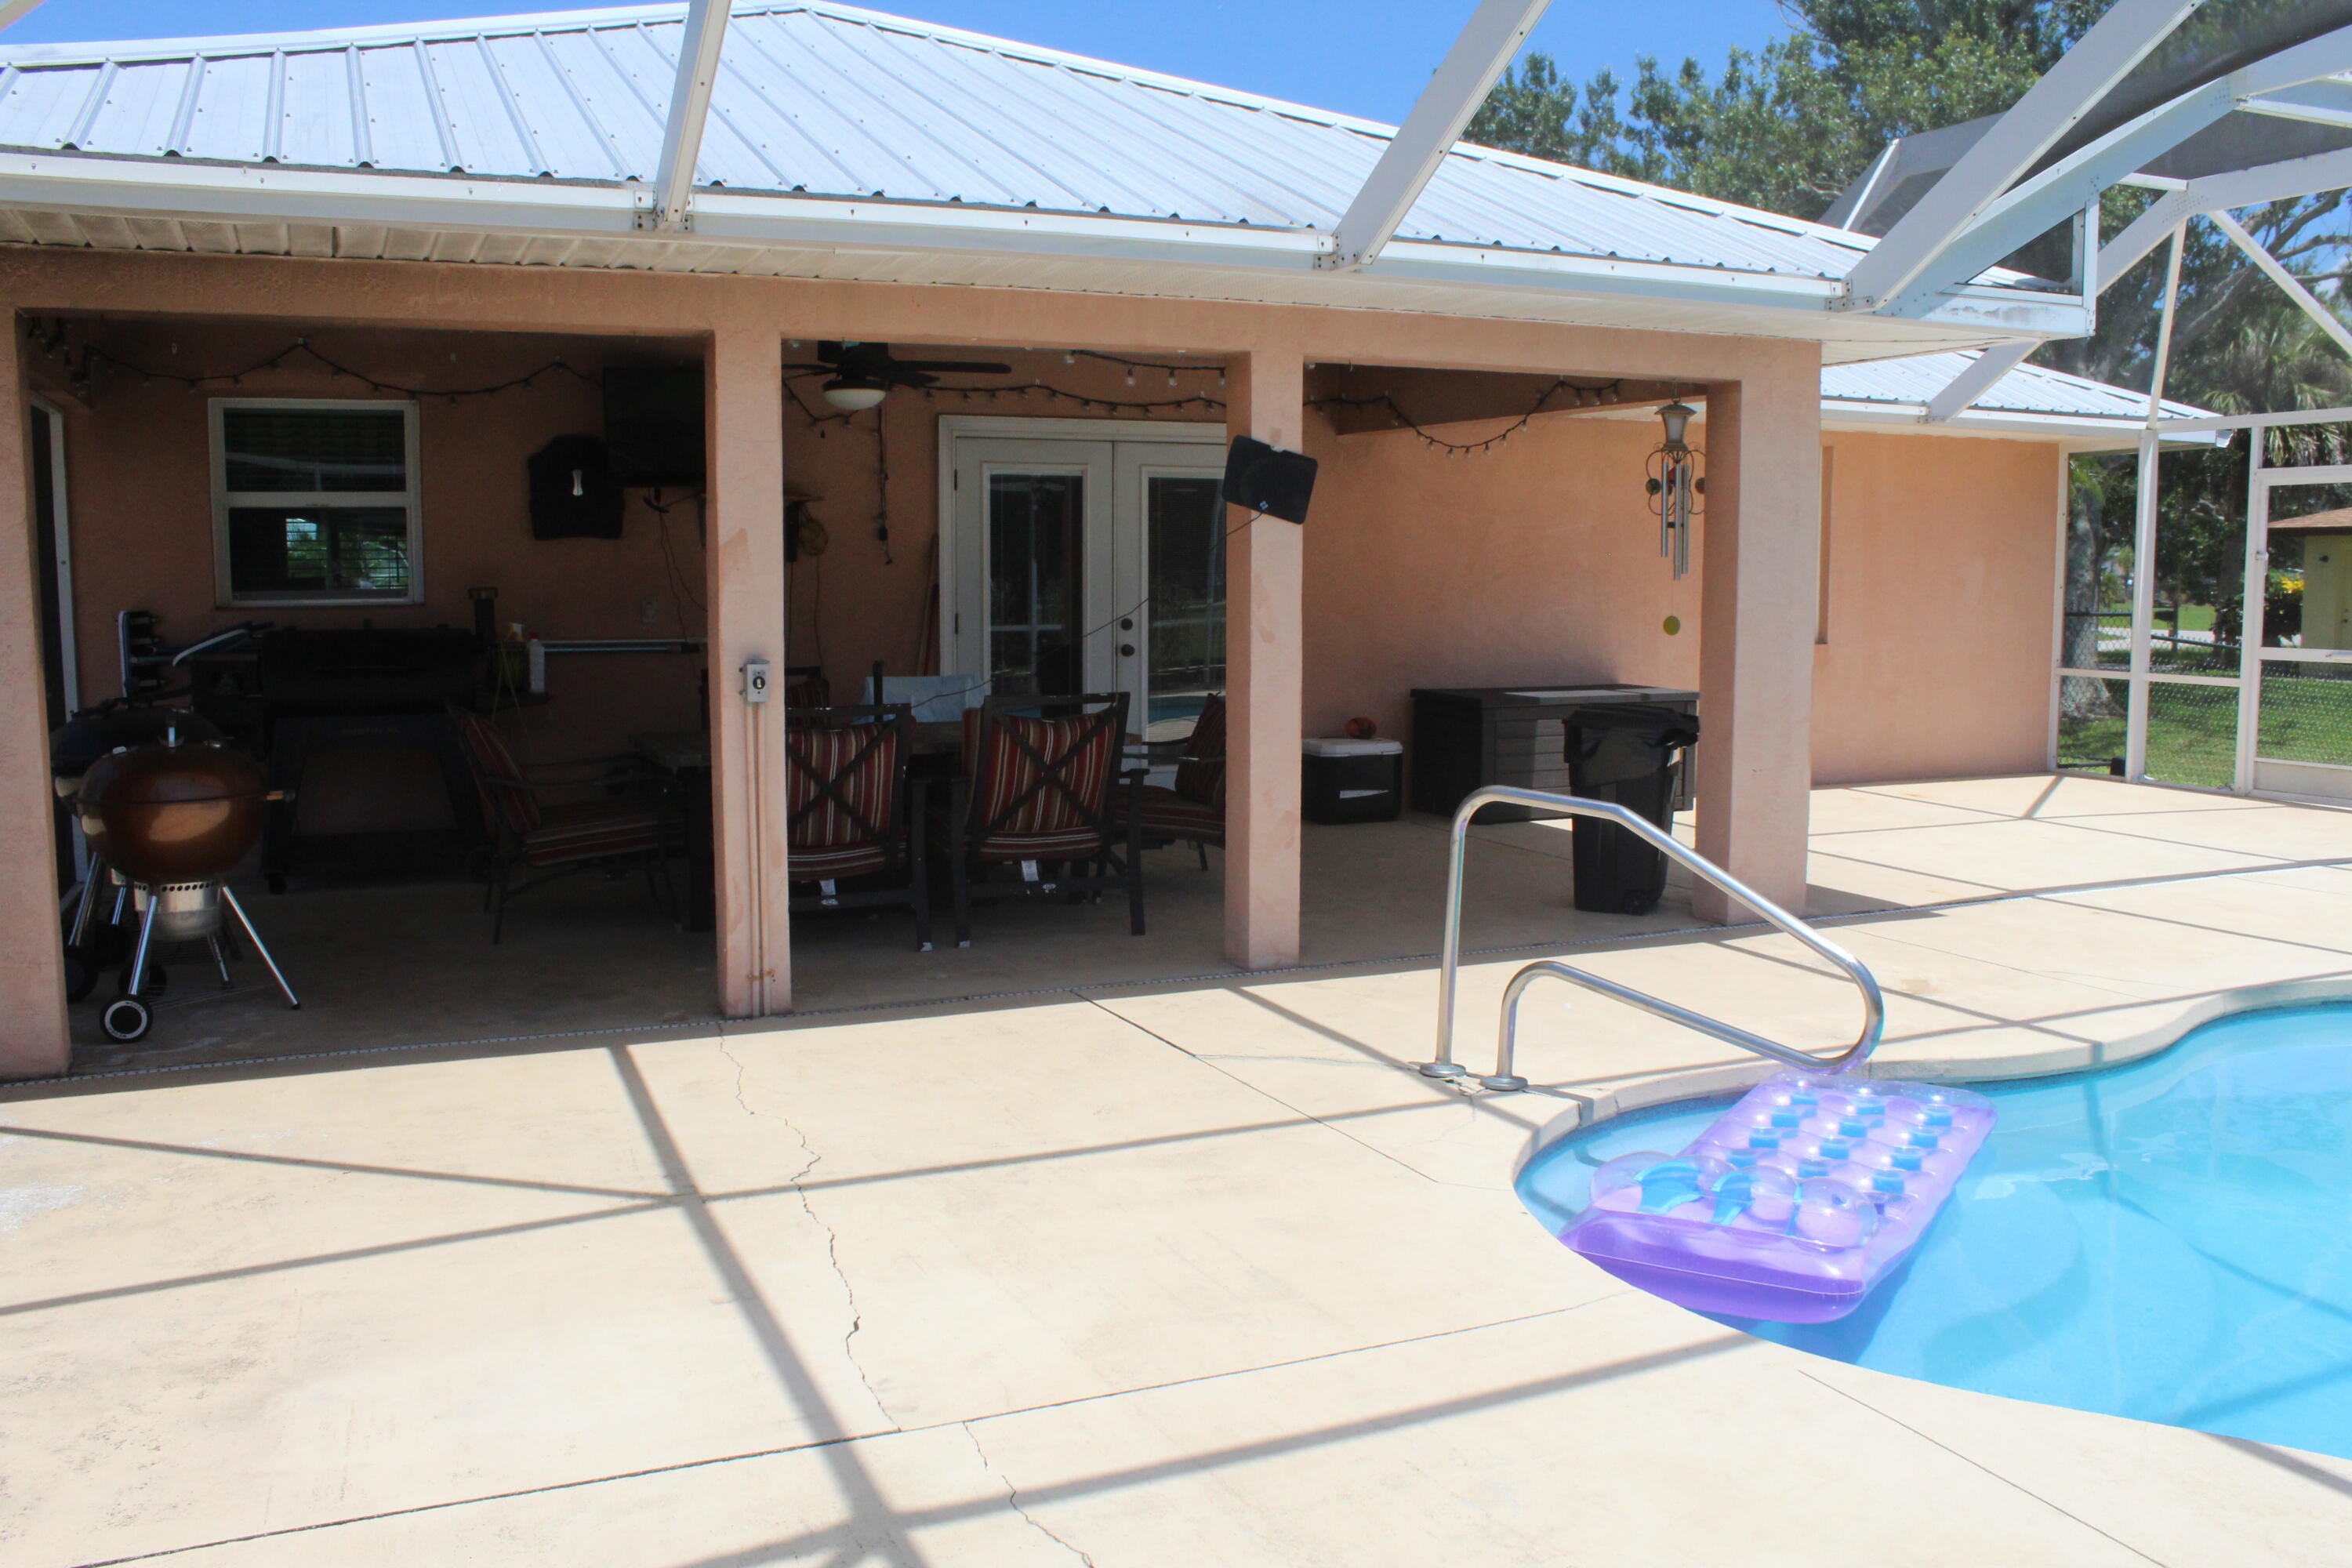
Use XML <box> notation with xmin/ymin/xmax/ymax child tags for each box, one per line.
<box><xmin>0</xmin><ymin>2</ymin><xmax>2081</xmax><ymax>360</ymax></box>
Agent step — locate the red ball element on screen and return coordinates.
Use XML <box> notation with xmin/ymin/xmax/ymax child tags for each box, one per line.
<box><xmin>1345</xmin><ymin>716</ymin><xmax>1378</xmax><ymax>739</ymax></box>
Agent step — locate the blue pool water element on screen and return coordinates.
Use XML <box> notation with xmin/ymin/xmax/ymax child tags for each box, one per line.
<box><xmin>1515</xmin><ymin>1003</ymin><xmax>2352</xmax><ymax>1457</ymax></box>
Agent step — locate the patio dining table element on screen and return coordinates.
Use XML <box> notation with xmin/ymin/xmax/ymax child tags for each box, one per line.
<box><xmin>631</xmin><ymin>720</ymin><xmax>1165</xmax><ymax>933</ymax></box>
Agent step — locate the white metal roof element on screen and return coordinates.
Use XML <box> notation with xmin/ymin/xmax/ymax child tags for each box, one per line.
<box><xmin>0</xmin><ymin>3</ymin><xmax>2078</xmax><ymax>358</ymax></box>
<box><xmin>1818</xmin><ymin>347</ymin><xmax>2214</xmax><ymax>446</ymax></box>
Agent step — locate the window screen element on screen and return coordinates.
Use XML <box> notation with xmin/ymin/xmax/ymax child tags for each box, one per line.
<box><xmin>215</xmin><ymin>402</ymin><xmax>419</xmax><ymax>603</ymax></box>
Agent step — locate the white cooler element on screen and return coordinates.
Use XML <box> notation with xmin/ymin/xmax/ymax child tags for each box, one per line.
<box><xmin>1301</xmin><ymin>736</ymin><xmax>1404</xmax><ymax>824</ymax></box>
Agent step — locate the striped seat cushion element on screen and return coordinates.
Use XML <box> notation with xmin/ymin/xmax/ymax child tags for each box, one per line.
<box><xmin>1122</xmin><ymin>784</ymin><xmax>1223</xmax><ymax>844</ymax></box>
<box><xmin>520</xmin><ymin>796</ymin><xmax>664</xmax><ymax>866</ymax></box>
<box><xmin>789</xmin><ymin>841</ymin><xmax>894</xmax><ymax>881</ymax></box>
<box><xmin>787</xmin><ymin>721</ymin><xmax>902</xmax><ymax>851</ymax></box>
<box><xmin>1174</xmin><ymin>694</ymin><xmax>1226</xmax><ymax>809</ymax></box>
<box><xmin>457</xmin><ymin>712</ymin><xmax>542</xmax><ymax>835</ymax></box>
<box><xmin>964</xmin><ymin>709</ymin><xmax>1118</xmax><ymax>862</ymax></box>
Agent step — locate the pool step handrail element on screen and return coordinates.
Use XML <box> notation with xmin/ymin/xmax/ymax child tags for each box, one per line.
<box><xmin>1424</xmin><ymin>785</ymin><xmax>1885</xmax><ymax>1091</ymax></box>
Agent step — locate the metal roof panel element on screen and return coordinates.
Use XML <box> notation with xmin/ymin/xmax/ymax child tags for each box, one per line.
<box><xmin>0</xmin><ymin>2</ymin><xmax>1895</xmax><ymax>282</ymax></box>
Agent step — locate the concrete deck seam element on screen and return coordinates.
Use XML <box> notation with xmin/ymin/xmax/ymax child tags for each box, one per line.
<box><xmin>67</xmin><ymin>1305</ymin><xmax>1608</xmax><ymax>1567</ymax></box>
<box><xmin>961</xmin><ymin>1421</ymin><xmax>1098</xmax><ymax>1566</ymax></box>
<box><xmin>1073</xmin><ymin>992</ymin><xmax>1481</xmax><ymax>1189</ymax></box>
<box><xmin>34</xmin><ymin>855</ymin><xmax>2346</xmax><ymax>1093</ymax></box>
<box><xmin>1791</xmin><ymin>1367</ymin><xmax>2172</xmax><ymax>1566</ymax></box>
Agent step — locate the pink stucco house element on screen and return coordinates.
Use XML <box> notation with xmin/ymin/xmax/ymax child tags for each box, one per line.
<box><xmin>0</xmin><ymin>5</ymin><xmax>2182</xmax><ymax>1076</ymax></box>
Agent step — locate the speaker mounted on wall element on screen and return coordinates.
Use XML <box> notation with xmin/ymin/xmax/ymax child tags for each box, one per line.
<box><xmin>1221</xmin><ymin>436</ymin><xmax>1318</xmax><ymax>524</ymax></box>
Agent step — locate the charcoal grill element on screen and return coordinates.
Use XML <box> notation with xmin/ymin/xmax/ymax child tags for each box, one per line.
<box><xmin>71</xmin><ymin>726</ymin><xmax>299</xmax><ymax>1043</ymax></box>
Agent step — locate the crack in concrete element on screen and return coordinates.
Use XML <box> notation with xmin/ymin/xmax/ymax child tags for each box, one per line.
<box><xmin>717</xmin><ymin>1040</ymin><xmax>886</xmax><ymax>1424</ymax></box>
<box><xmin>962</xmin><ymin>1420</ymin><xmax>1097</xmax><ymax>1566</ymax></box>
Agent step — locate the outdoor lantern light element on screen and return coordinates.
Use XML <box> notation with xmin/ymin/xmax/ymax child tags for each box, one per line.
<box><xmin>1645</xmin><ymin>397</ymin><xmax>1704</xmax><ymax>580</ymax></box>
<box><xmin>821</xmin><ymin>378</ymin><xmax>889</xmax><ymax>413</ymax></box>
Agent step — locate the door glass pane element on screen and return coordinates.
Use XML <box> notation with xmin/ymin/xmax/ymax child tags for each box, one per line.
<box><xmin>2057</xmin><ymin>676</ymin><xmax>2129</xmax><ymax>774</ymax></box>
<box><xmin>1145</xmin><ymin>475</ymin><xmax>1225</xmax><ymax>737</ymax></box>
<box><xmin>2270</xmin><ymin>486</ymin><xmax>2352</xmax><ymax>655</ymax></box>
<box><xmin>2150</xmin><ymin>446</ymin><xmax>2245</xmax><ymax>676</ymax></box>
<box><xmin>2063</xmin><ymin>452</ymin><xmax>2136</xmax><ymax>670</ymax></box>
<box><xmin>2258</xmin><ymin>661</ymin><xmax>2352</xmax><ymax>766</ymax></box>
<box><xmin>2143</xmin><ymin>681</ymin><xmax>2240</xmax><ymax>789</ymax></box>
<box><xmin>987</xmin><ymin>473</ymin><xmax>1083</xmax><ymax>702</ymax></box>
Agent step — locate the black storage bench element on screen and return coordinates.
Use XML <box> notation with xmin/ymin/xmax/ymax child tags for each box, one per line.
<box><xmin>1409</xmin><ymin>683</ymin><xmax>1699</xmax><ymax>823</ymax></box>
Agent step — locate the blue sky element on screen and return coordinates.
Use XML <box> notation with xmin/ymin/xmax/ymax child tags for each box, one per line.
<box><xmin>0</xmin><ymin>2</ymin><xmax>1794</xmax><ymax>125</ymax></box>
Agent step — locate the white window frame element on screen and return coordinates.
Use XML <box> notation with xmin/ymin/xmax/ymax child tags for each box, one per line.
<box><xmin>211</xmin><ymin>397</ymin><xmax>423</xmax><ymax>607</ymax></box>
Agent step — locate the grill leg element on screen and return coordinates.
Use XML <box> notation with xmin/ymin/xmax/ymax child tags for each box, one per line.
<box><xmin>123</xmin><ymin>898</ymin><xmax>160</xmax><ymax>999</ymax></box>
<box><xmin>66</xmin><ymin>858</ymin><xmax>107</xmax><ymax>946</ymax></box>
<box><xmin>220</xmin><ymin>885</ymin><xmax>300</xmax><ymax>1011</ymax></box>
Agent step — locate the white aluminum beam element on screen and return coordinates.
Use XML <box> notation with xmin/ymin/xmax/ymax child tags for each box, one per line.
<box><xmin>2209</xmin><ymin>208</ymin><xmax>2352</xmax><ymax>361</ymax></box>
<box><xmin>1841</xmin><ymin>0</ymin><xmax>2203</xmax><ymax>312</ymax></box>
<box><xmin>1925</xmin><ymin>341</ymin><xmax>2035</xmax><ymax>422</ymax></box>
<box><xmin>650</xmin><ymin>0</ymin><xmax>731</xmax><ymax>232</ymax></box>
<box><xmin>2238</xmin><ymin>78</ymin><xmax>2352</xmax><ymax>131</ymax></box>
<box><xmin>2180</xmin><ymin>144</ymin><xmax>2352</xmax><ymax>213</ymax></box>
<box><xmin>2099</xmin><ymin>187</ymin><xmax>2189</xmax><ymax>285</ymax></box>
<box><xmin>1863</xmin><ymin>20</ymin><xmax>2352</xmax><ymax>318</ymax></box>
<box><xmin>1320</xmin><ymin>0</ymin><xmax>1549</xmax><ymax>271</ymax></box>
<box><xmin>1877</xmin><ymin>78</ymin><xmax>2236</xmax><ymax>316</ymax></box>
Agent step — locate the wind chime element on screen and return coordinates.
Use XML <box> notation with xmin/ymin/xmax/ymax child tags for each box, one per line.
<box><xmin>1644</xmin><ymin>395</ymin><xmax>1704</xmax><ymax>580</ymax></box>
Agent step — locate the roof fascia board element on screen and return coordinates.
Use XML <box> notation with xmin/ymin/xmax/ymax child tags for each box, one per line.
<box><xmin>650</xmin><ymin>0</ymin><xmax>728</xmax><ymax>230</ymax></box>
<box><xmin>1321</xmin><ymin>0</ymin><xmax>1548</xmax><ymax>272</ymax></box>
<box><xmin>1820</xmin><ymin>400</ymin><xmax>2220</xmax><ymax>445</ymax></box>
<box><xmin>0</xmin><ymin>154</ymin><xmax>1914</xmax><ymax>321</ymax></box>
<box><xmin>1838</xmin><ymin>0</ymin><xmax>2202</xmax><ymax>311</ymax></box>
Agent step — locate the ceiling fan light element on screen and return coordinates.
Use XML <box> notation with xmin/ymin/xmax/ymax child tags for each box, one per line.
<box><xmin>822</xmin><ymin>379</ymin><xmax>888</xmax><ymax>412</ymax></box>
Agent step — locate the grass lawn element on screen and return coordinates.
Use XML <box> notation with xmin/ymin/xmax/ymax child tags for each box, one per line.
<box><xmin>2059</xmin><ymin>669</ymin><xmax>2352</xmax><ymax>789</ymax></box>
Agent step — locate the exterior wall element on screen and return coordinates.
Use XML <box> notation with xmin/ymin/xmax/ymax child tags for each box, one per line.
<box><xmin>48</xmin><ymin>326</ymin><xmax>1204</xmax><ymax>767</ymax></box>
<box><xmin>50</xmin><ymin>324</ymin><xmax>706</xmax><ymax>766</ymax></box>
<box><xmin>1302</xmin><ymin>416</ymin><xmax>2062</xmax><ymax>789</ymax></box>
<box><xmin>1809</xmin><ymin>432</ymin><xmax>2059</xmax><ymax>785</ymax></box>
<box><xmin>50</xmin><ymin>319</ymin><xmax>2062</xmax><ymax>800</ymax></box>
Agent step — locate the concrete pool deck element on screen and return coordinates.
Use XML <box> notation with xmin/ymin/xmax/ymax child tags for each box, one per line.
<box><xmin>9</xmin><ymin>774</ymin><xmax>2352</xmax><ymax>1565</ymax></box>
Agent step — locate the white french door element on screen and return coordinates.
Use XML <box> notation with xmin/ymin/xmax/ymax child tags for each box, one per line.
<box><xmin>942</xmin><ymin>419</ymin><xmax>1226</xmax><ymax>739</ymax></box>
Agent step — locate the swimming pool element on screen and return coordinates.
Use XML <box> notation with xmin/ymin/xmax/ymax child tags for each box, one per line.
<box><xmin>1515</xmin><ymin>1001</ymin><xmax>2352</xmax><ymax>1459</ymax></box>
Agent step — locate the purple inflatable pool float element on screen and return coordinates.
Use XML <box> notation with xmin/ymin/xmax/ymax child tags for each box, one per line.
<box><xmin>1559</xmin><ymin>1071</ymin><xmax>1996</xmax><ymax>1323</ymax></box>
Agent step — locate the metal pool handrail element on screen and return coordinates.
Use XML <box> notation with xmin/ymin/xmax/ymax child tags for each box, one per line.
<box><xmin>1422</xmin><ymin>785</ymin><xmax>1885</xmax><ymax>1092</ymax></box>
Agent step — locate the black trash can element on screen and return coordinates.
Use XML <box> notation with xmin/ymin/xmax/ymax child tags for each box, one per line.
<box><xmin>1565</xmin><ymin>704</ymin><xmax>1700</xmax><ymax>915</ymax></box>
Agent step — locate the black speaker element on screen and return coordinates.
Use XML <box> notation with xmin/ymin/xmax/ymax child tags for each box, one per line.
<box><xmin>528</xmin><ymin>435</ymin><xmax>625</xmax><ymax>540</ymax></box>
<box><xmin>1221</xmin><ymin>436</ymin><xmax>1317</xmax><ymax>524</ymax></box>
<box><xmin>602</xmin><ymin>365</ymin><xmax>706</xmax><ymax>488</ymax></box>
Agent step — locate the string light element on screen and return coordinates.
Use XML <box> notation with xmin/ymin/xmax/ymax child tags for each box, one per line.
<box><xmin>27</xmin><ymin>318</ymin><xmax>601</xmax><ymax>401</ymax></box>
<box><xmin>1307</xmin><ymin>376</ymin><xmax>1620</xmax><ymax>456</ymax></box>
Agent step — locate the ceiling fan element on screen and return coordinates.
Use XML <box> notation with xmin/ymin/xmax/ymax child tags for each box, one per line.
<box><xmin>786</xmin><ymin>340</ymin><xmax>1012</xmax><ymax>412</ymax></box>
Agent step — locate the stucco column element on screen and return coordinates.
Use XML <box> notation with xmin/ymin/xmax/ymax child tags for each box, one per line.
<box><xmin>706</xmin><ymin>324</ymin><xmax>792</xmax><ymax>1015</ymax></box>
<box><xmin>1693</xmin><ymin>351</ymin><xmax>1822</xmax><ymax>922</ymax></box>
<box><xmin>0</xmin><ymin>318</ymin><xmax>66</xmax><ymax>1077</ymax></box>
<box><xmin>1223</xmin><ymin>345</ymin><xmax>1305</xmax><ymax>969</ymax></box>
